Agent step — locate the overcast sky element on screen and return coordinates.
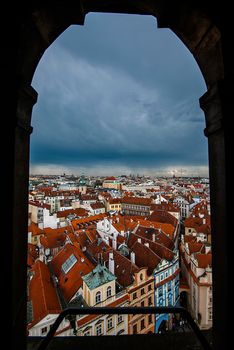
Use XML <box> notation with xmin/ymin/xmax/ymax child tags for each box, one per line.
<box><xmin>30</xmin><ymin>13</ymin><xmax>208</xmax><ymax>177</ymax></box>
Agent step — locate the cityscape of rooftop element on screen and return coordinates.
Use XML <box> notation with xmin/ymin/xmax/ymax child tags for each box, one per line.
<box><xmin>27</xmin><ymin>12</ymin><xmax>212</xmax><ymax>345</ymax></box>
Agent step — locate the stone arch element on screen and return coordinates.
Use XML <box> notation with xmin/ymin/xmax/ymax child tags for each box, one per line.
<box><xmin>12</xmin><ymin>2</ymin><xmax>232</xmax><ymax>350</ymax></box>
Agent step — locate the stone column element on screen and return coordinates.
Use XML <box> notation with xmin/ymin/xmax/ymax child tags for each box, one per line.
<box><xmin>200</xmin><ymin>81</ymin><xmax>230</xmax><ymax>350</ymax></box>
<box><xmin>12</xmin><ymin>84</ymin><xmax>37</xmax><ymax>349</ymax></box>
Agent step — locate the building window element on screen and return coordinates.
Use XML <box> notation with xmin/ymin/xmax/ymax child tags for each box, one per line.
<box><xmin>148</xmin><ymin>314</ymin><xmax>152</xmax><ymax>324</ymax></box>
<box><xmin>140</xmin><ymin>319</ymin><xmax>145</xmax><ymax>330</ymax></box>
<box><xmin>133</xmin><ymin>324</ymin><xmax>137</xmax><ymax>334</ymax></box>
<box><xmin>84</xmin><ymin>331</ymin><xmax>91</xmax><ymax>336</ymax></box>
<box><xmin>158</xmin><ymin>287</ymin><xmax>163</xmax><ymax>297</ymax></box>
<box><xmin>160</xmin><ymin>274</ymin><xmax>164</xmax><ymax>281</ymax></box>
<box><xmin>141</xmin><ymin>300</ymin><xmax>144</xmax><ymax>307</ymax></box>
<box><xmin>107</xmin><ymin>317</ymin><xmax>113</xmax><ymax>330</ymax></box>
<box><xmin>107</xmin><ymin>286</ymin><xmax>112</xmax><ymax>298</ymax></box>
<box><xmin>168</xmin><ymin>282</ymin><xmax>171</xmax><ymax>291</ymax></box>
<box><xmin>95</xmin><ymin>291</ymin><xmax>101</xmax><ymax>304</ymax></box>
<box><xmin>96</xmin><ymin>324</ymin><xmax>102</xmax><ymax>336</ymax></box>
<box><xmin>141</xmin><ymin>288</ymin><xmax>145</xmax><ymax>295</ymax></box>
<box><xmin>41</xmin><ymin>327</ymin><xmax>47</xmax><ymax>335</ymax></box>
<box><xmin>117</xmin><ymin>315</ymin><xmax>123</xmax><ymax>324</ymax></box>
<box><xmin>148</xmin><ymin>284</ymin><xmax>152</xmax><ymax>291</ymax></box>
<box><xmin>148</xmin><ymin>296</ymin><xmax>152</xmax><ymax>306</ymax></box>
<box><xmin>133</xmin><ymin>292</ymin><xmax>137</xmax><ymax>300</ymax></box>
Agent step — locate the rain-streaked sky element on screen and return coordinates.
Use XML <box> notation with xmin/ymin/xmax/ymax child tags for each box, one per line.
<box><xmin>30</xmin><ymin>13</ymin><xmax>208</xmax><ymax>177</ymax></box>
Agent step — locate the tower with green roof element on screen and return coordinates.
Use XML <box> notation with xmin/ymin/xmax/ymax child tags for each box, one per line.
<box><xmin>82</xmin><ymin>264</ymin><xmax>116</xmax><ymax>306</ymax></box>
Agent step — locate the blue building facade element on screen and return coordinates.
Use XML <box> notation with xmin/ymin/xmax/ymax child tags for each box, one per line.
<box><xmin>154</xmin><ymin>251</ymin><xmax>180</xmax><ymax>332</ymax></box>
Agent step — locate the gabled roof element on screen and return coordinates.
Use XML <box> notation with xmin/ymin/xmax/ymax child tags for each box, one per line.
<box><xmin>148</xmin><ymin>210</ymin><xmax>178</xmax><ymax>227</ymax></box>
<box><xmin>28</xmin><ymin>222</ymin><xmax>44</xmax><ymax>236</ymax></box>
<box><xmin>103</xmin><ymin>250</ymin><xmax>140</xmax><ymax>287</ymax></box>
<box><xmin>135</xmin><ymin>225</ymin><xmax>174</xmax><ymax>250</ymax></box>
<box><xmin>28</xmin><ymin>260</ymin><xmax>61</xmax><ymax>328</ymax></box>
<box><xmin>51</xmin><ymin>243</ymin><xmax>94</xmax><ymax>302</ymax></box>
<box><xmin>82</xmin><ymin>264</ymin><xmax>116</xmax><ymax>290</ymax></box>
<box><xmin>187</xmin><ymin>242</ymin><xmax>204</xmax><ymax>254</ymax></box>
<box><xmin>131</xmin><ymin>241</ymin><xmax>161</xmax><ymax>275</ymax></box>
<box><xmin>128</xmin><ymin>231</ymin><xmax>174</xmax><ymax>262</ymax></box>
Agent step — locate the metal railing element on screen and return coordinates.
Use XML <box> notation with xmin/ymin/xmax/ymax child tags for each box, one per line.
<box><xmin>36</xmin><ymin>306</ymin><xmax>212</xmax><ymax>350</ymax></box>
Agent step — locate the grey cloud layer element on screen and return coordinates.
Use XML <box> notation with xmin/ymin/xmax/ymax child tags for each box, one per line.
<box><xmin>31</xmin><ymin>14</ymin><xmax>207</xmax><ymax>174</ymax></box>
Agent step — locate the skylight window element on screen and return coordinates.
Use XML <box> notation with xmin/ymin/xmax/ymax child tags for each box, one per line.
<box><xmin>61</xmin><ymin>254</ymin><xmax>77</xmax><ymax>274</ymax></box>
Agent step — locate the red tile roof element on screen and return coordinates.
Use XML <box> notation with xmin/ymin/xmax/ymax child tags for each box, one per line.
<box><xmin>103</xmin><ymin>250</ymin><xmax>140</xmax><ymax>287</ymax></box>
<box><xmin>51</xmin><ymin>243</ymin><xmax>94</xmax><ymax>302</ymax></box>
<box><xmin>28</xmin><ymin>260</ymin><xmax>61</xmax><ymax>328</ymax></box>
<box><xmin>148</xmin><ymin>210</ymin><xmax>178</xmax><ymax>227</ymax></box>
<box><xmin>28</xmin><ymin>222</ymin><xmax>44</xmax><ymax>236</ymax></box>
<box><xmin>57</xmin><ymin>208</ymin><xmax>89</xmax><ymax>218</ymax></box>
<box><xmin>71</xmin><ymin>213</ymin><xmax>107</xmax><ymax>230</ymax></box>
<box><xmin>131</xmin><ymin>241</ymin><xmax>161</xmax><ymax>275</ymax></box>
<box><xmin>128</xmin><ymin>231</ymin><xmax>174</xmax><ymax>261</ymax></box>
<box><xmin>196</xmin><ymin>253</ymin><xmax>212</xmax><ymax>268</ymax></box>
<box><xmin>40</xmin><ymin>230</ymin><xmax>66</xmax><ymax>249</ymax></box>
<box><xmin>187</xmin><ymin>242</ymin><xmax>204</xmax><ymax>254</ymax></box>
<box><xmin>90</xmin><ymin>202</ymin><xmax>105</xmax><ymax>210</ymax></box>
<box><xmin>27</xmin><ymin>243</ymin><xmax>39</xmax><ymax>267</ymax></box>
<box><xmin>121</xmin><ymin>197</ymin><xmax>153</xmax><ymax>206</ymax></box>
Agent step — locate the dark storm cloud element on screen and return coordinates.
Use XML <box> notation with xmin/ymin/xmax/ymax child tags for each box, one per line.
<box><xmin>31</xmin><ymin>13</ymin><xmax>207</xmax><ymax>175</ymax></box>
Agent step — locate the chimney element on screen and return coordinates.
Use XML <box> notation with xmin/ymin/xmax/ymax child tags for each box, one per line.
<box><xmin>152</xmin><ymin>233</ymin><xmax>156</xmax><ymax>242</ymax></box>
<box><xmin>109</xmin><ymin>252</ymin><xmax>115</xmax><ymax>274</ymax></box>
<box><xmin>130</xmin><ymin>251</ymin><xmax>135</xmax><ymax>264</ymax></box>
<box><xmin>137</xmin><ymin>238</ymin><xmax>142</xmax><ymax>244</ymax></box>
<box><xmin>144</xmin><ymin>242</ymin><xmax>149</xmax><ymax>248</ymax></box>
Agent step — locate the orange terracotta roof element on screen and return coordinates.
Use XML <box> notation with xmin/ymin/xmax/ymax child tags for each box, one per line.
<box><xmin>121</xmin><ymin>197</ymin><xmax>153</xmax><ymax>206</ymax></box>
<box><xmin>102</xmin><ymin>250</ymin><xmax>139</xmax><ymax>287</ymax></box>
<box><xmin>131</xmin><ymin>241</ymin><xmax>161</xmax><ymax>275</ymax></box>
<box><xmin>28</xmin><ymin>222</ymin><xmax>44</xmax><ymax>236</ymax></box>
<box><xmin>148</xmin><ymin>210</ymin><xmax>178</xmax><ymax>227</ymax></box>
<box><xmin>57</xmin><ymin>208</ymin><xmax>89</xmax><ymax>218</ymax></box>
<box><xmin>40</xmin><ymin>230</ymin><xmax>66</xmax><ymax>249</ymax></box>
<box><xmin>27</xmin><ymin>243</ymin><xmax>39</xmax><ymax>267</ymax></box>
<box><xmin>184</xmin><ymin>215</ymin><xmax>210</xmax><ymax>228</ymax></box>
<box><xmin>150</xmin><ymin>203</ymin><xmax>180</xmax><ymax>213</ymax></box>
<box><xmin>134</xmin><ymin>225</ymin><xmax>174</xmax><ymax>249</ymax></box>
<box><xmin>108</xmin><ymin>198</ymin><xmax>122</xmax><ymax>204</ymax></box>
<box><xmin>71</xmin><ymin>213</ymin><xmax>107</xmax><ymax>230</ymax></box>
<box><xmin>196</xmin><ymin>253</ymin><xmax>212</xmax><ymax>268</ymax></box>
<box><xmin>90</xmin><ymin>202</ymin><xmax>105</xmax><ymax>210</ymax></box>
<box><xmin>136</xmin><ymin>219</ymin><xmax>174</xmax><ymax>239</ymax></box>
<box><xmin>51</xmin><ymin>243</ymin><xmax>95</xmax><ymax>302</ymax></box>
<box><xmin>128</xmin><ymin>232</ymin><xmax>174</xmax><ymax>261</ymax></box>
<box><xmin>28</xmin><ymin>260</ymin><xmax>61</xmax><ymax>328</ymax></box>
<box><xmin>29</xmin><ymin>200</ymin><xmax>50</xmax><ymax>210</ymax></box>
<box><xmin>187</xmin><ymin>242</ymin><xmax>204</xmax><ymax>254</ymax></box>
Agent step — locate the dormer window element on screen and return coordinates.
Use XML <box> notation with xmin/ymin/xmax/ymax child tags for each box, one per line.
<box><xmin>95</xmin><ymin>291</ymin><xmax>101</xmax><ymax>304</ymax></box>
